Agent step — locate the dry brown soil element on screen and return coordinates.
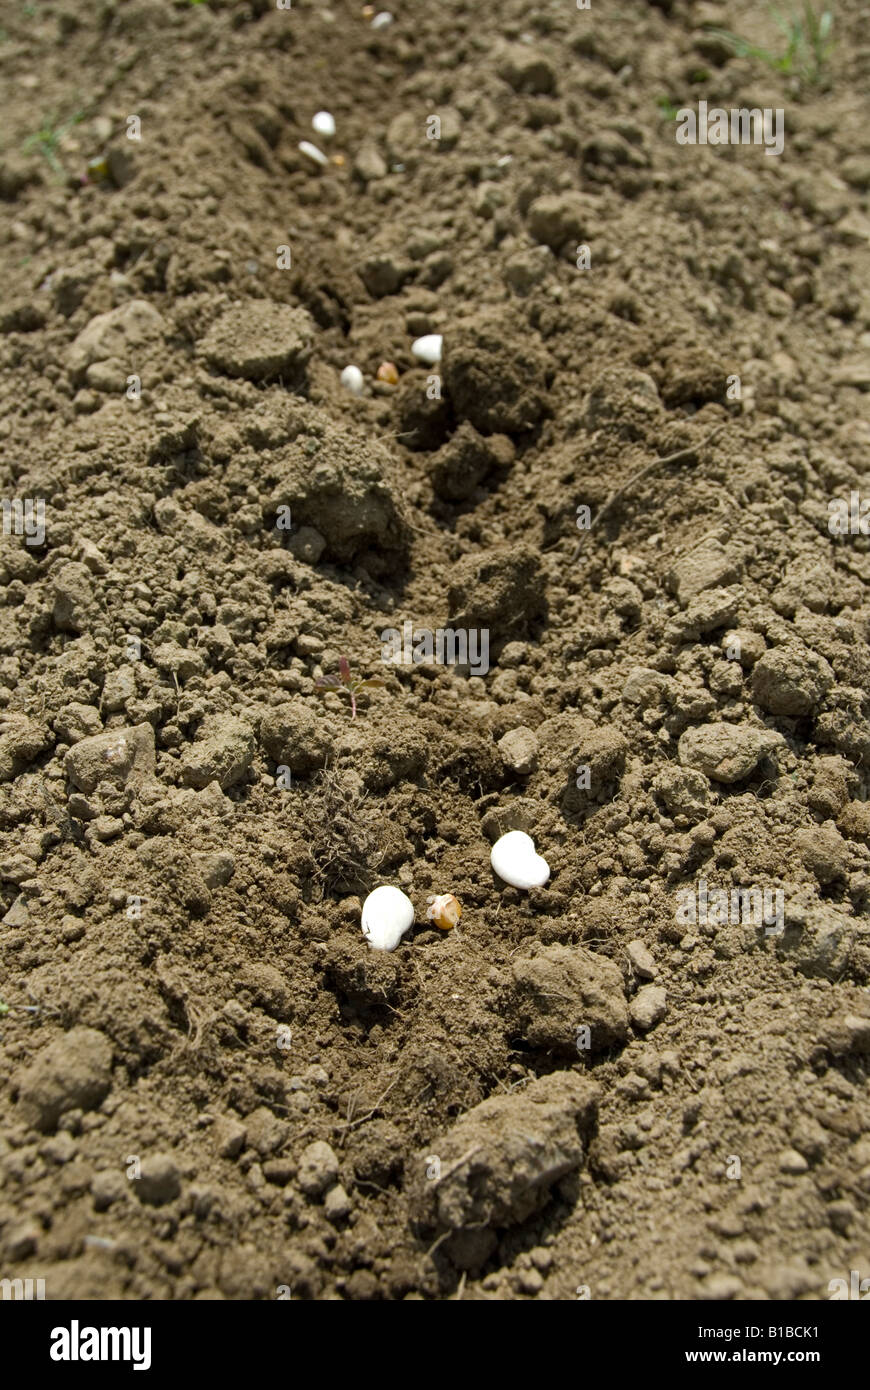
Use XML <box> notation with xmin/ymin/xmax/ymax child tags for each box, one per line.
<box><xmin>1</xmin><ymin>0</ymin><xmax>869</xmax><ymax>1301</ymax></box>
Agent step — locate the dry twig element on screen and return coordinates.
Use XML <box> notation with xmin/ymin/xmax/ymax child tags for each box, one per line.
<box><xmin>569</xmin><ymin>423</ymin><xmax>728</xmax><ymax>562</ymax></box>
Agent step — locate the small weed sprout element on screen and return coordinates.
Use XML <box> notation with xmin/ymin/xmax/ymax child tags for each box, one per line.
<box><xmin>315</xmin><ymin>656</ymin><xmax>384</xmax><ymax>720</ymax></box>
<box><xmin>23</xmin><ymin>110</ymin><xmax>85</xmax><ymax>177</ymax></box>
<box><xmin>708</xmin><ymin>2</ymin><xmax>835</xmax><ymax>87</ymax></box>
<box><xmin>657</xmin><ymin>97</ymin><xmax>681</xmax><ymax>121</ymax></box>
<box><xmin>0</xmin><ymin>999</ymin><xmax>41</xmax><ymax>1018</ymax></box>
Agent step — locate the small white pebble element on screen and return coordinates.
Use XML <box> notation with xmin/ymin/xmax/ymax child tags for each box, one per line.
<box><xmin>298</xmin><ymin>140</ymin><xmax>329</xmax><ymax>167</ymax></box>
<box><xmin>361</xmin><ymin>885</ymin><xmax>415</xmax><ymax>952</ymax></box>
<box><xmin>371</xmin><ymin>11</ymin><xmax>393</xmax><ymax>29</ymax></box>
<box><xmin>340</xmin><ymin>364</ymin><xmax>365</xmax><ymax>395</ymax></box>
<box><xmin>83</xmin><ymin>1235</ymin><xmax>116</xmax><ymax>1251</ymax></box>
<box><xmin>312</xmin><ymin>111</ymin><xmax>336</xmax><ymax>139</ymax></box>
<box><xmin>411</xmin><ymin>333</ymin><xmax>443</xmax><ymax>365</ymax></box>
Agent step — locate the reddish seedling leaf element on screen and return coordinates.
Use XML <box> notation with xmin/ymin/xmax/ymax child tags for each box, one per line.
<box><xmin>312</xmin><ymin>657</ymin><xmax>384</xmax><ymax>719</ymax></box>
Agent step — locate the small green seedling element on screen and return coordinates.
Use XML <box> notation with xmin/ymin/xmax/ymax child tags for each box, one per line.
<box><xmin>708</xmin><ymin>2</ymin><xmax>835</xmax><ymax>87</ymax></box>
<box><xmin>0</xmin><ymin>1000</ymin><xmax>40</xmax><ymax>1017</ymax></box>
<box><xmin>657</xmin><ymin>97</ymin><xmax>681</xmax><ymax>120</ymax></box>
<box><xmin>315</xmin><ymin>656</ymin><xmax>384</xmax><ymax>720</ymax></box>
<box><xmin>23</xmin><ymin>110</ymin><xmax>84</xmax><ymax>177</ymax></box>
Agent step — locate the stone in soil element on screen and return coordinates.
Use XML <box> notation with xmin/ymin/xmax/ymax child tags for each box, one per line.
<box><xmin>668</xmin><ymin>540</ymin><xmax>742</xmax><ymax>605</ymax></box>
<box><xmin>626</xmin><ymin>940</ymin><xmax>657</xmax><ymax>979</ymax></box>
<box><xmin>678</xmin><ymin>723</ymin><xmax>781</xmax><ymax>784</ymax></box>
<box><xmin>66</xmin><ymin>299</ymin><xmax>166</xmax><ymax>382</ymax></box>
<box><xmin>630</xmin><ymin>984</ymin><xmax>668</xmax><ymax>1032</ymax></box>
<box><xmin>297</xmin><ymin>1140</ymin><xmax>340</xmax><ymax>1198</ymax></box>
<box><xmin>65</xmin><ymin>724</ymin><xmax>155</xmax><ymax>795</ymax></box>
<box><xmin>498</xmin><ymin>726</ymin><xmax>539</xmax><ymax>776</ymax></box>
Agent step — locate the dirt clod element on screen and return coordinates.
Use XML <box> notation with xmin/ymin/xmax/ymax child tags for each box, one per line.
<box><xmin>15</xmin><ymin>1028</ymin><xmax>113</xmax><ymax>1134</ymax></box>
<box><xmin>507</xmin><ymin>944</ymin><xmax>630</xmax><ymax>1054</ymax></box>
<box><xmin>198</xmin><ymin>301</ymin><xmax>314</xmax><ymax>384</ymax></box>
<box><xmin>409</xmin><ymin>1070</ymin><xmax>599</xmax><ymax>1235</ymax></box>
